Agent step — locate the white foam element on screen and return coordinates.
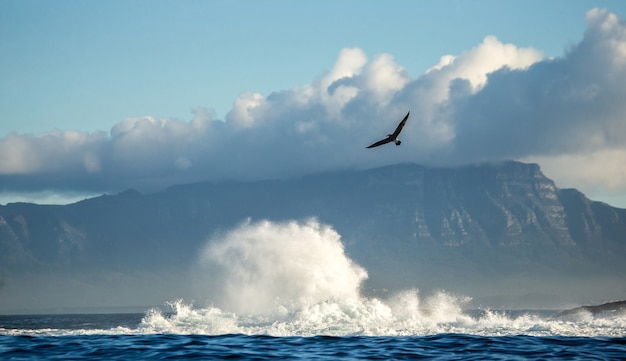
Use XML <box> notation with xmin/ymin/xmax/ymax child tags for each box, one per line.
<box><xmin>138</xmin><ymin>218</ymin><xmax>624</xmax><ymax>337</ymax></box>
<box><xmin>194</xmin><ymin>218</ymin><xmax>367</xmax><ymax>316</ymax></box>
<box><xmin>134</xmin><ymin>296</ymin><xmax>626</xmax><ymax>337</ymax></box>
<box><xmin>3</xmin><ymin>219</ymin><xmax>625</xmax><ymax>337</ymax></box>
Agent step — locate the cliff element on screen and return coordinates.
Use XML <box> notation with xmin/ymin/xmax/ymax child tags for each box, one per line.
<box><xmin>1</xmin><ymin>161</ymin><xmax>625</xmax><ymax>310</ymax></box>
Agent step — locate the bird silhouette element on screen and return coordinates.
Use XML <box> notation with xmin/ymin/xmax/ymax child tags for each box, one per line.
<box><xmin>366</xmin><ymin>111</ymin><xmax>410</xmax><ymax>148</ymax></box>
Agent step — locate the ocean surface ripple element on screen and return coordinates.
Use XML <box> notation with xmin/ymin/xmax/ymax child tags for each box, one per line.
<box><xmin>1</xmin><ymin>333</ymin><xmax>626</xmax><ymax>360</ymax></box>
<box><xmin>1</xmin><ymin>309</ymin><xmax>626</xmax><ymax>360</ymax></box>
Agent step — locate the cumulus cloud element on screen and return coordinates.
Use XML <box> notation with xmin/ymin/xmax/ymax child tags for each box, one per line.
<box><xmin>1</xmin><ymin>8</ymin><xmax>625</xmax><ymax>203</ymax></box>
<box><xmin>524</xmin><ymin>148</ymin><xmax>626</xmax><ymax>197</ymax></box>
<box><xmin>0</xmin><ymin>131</ymin><xmax>107</xmax><ymax>174</ymax></box>
<box><xmin>448</xmin><ymin>9</ymin><xmax>626</xmax><ymax>161</ymax></box>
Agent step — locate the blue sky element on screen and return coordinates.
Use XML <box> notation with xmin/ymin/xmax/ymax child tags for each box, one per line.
<box><xmin>2</xmin><ymin>0</ymin><xmax>626</xmax><ymax>207</ymax></box>
<box><xmin>1</xmin><ymin>0</ymin><xmax>614</xmax><ymax>134</ymax></box>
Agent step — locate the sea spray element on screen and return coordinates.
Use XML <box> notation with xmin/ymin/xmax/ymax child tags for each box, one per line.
<box><xmin>137</xmin><ymin>296</ymin><xmax>626</xmax><ymax>337</ymax></box>
<box><xmin>140</xmin><ymin>301</ymin><xmax>240</xmax><ymax>335</ymax></box>
<box><xmin>196</xmin><ymin>218</ymin><xmax>367</xmax><ymax>315</ymax></box>
<box><xmin>152</xmin><ymin>219</ymin><xmax>472</xmax><ymax>335</ymax></box>
<box><xmin>133</xmin><ymin>219</ymin><xmax>626</xmax><ymax>337</ymax></box>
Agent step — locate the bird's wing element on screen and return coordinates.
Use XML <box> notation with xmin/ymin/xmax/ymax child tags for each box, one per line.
<box><xmin>366</xmin><ymin>137</ymin><xmax>392</xmax><ymax>148</ymax></box>
<box><xmin>391</xmin><ymin>111</ymin><xmax>410</xmax><ymax>138</ymax></box>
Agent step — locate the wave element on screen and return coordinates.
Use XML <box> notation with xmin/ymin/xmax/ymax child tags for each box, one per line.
<box><xmin>145</xmin><ymin>218</ymin><xmax>626</xmax><ymax>337</ymax></box>
<box><xmin>133</xmin><ymin>295</ymin><xmax>626</xmax><ymax>337</ymax></box>
<box><xmin>4</xmin><ymin>295</ymin><xmax>624</xmax><ymax>337</ymax></box>
<box><xmin>3</xmin><ymin>219</ymin><xmax>625</xmax><ymax>337</ymax></box>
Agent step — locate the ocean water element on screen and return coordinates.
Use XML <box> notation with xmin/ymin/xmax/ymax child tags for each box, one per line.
<box><xmin>1</xmin><ymin>302</ymin><xmax>625</xmax><ymax>360</ymax></box>
<box><xmin>2</xmin><ymin>219</ymin><xmax>625</xmax><ymax>359</ymax></box>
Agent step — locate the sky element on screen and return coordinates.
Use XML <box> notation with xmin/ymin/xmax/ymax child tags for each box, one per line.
<box><xmin>1</xmin><ymin>0</ymin><xmax>626</xmax><ymax>207</ymax></box>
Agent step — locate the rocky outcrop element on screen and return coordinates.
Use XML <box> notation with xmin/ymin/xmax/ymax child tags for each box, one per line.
<box><xmin>556</xmin><ymin>300</ymin><xmax>626</xmax><ymax>318</ymax></box>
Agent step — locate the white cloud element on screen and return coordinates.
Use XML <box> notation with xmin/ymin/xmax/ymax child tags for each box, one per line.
<box><xmin>447</xmin><ymin>8</ymin><xmax>626</xmax><ymax>161</ymax></box>
<box><xmin>321</xmin><ymin>47</ymin><xmax>368</xmax><ymax>91</ymax></box>
<box><xmin>1</xmin><ymin>8</ymin><xmax>625</xmax><ymax>207</ymax></box>
<box><xmin>362</xmin><ymin>53</ymin><xmax>409</xmax><ymax>106</ymax></box>
<box><xmin>226</xmin><ymin>92</ymin><xmax>267</xmax><ymax>128</ymax></box>
<box><xmin>525</xmin><ymin>148</ymin><xmax>626</xmax><ymax>197</ymax></box>
<box><xmin>0</xmin><ymin>131</ymin><xmax>107</xmax><ymax>174</ymax></box>
<box><xmin>0</xmin><ymin>190</ymin><xmax>100</xmax><ymax>206</ymax></box>
<box><xmin>585</xmin><ymin>8</ymin><xmax>626</xmax><ymax>64</ymax></box>
<box><xmin>437</xmin><ymin>35</ymin><xmax>541</xmax><ymax>93</ymax></box>
<box><xmin>0</xmin><ymin>135</ymin><xmax>41</xmax><ymax>174</ymax></box>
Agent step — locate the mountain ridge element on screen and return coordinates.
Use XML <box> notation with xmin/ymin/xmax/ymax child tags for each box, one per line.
<box><xmin>2</xmin><ymin>160</ymin><xmax>625</xmax><ymax>270</ymax></box>
<box><xmin>1</xmin><ymin>160</ymin><xmax>625</xmax><ymax>311</ymax></box>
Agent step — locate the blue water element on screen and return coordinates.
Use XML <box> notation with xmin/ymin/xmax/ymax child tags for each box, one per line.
<box><xmin>1</xmin><ymin>306</ymin><xmax>625</xmax><ymax>360</ymax></box>
<box><xmin>2</xmin><ymin>333</ymin><xmax>625</xmax><ymax>360</ymax></box>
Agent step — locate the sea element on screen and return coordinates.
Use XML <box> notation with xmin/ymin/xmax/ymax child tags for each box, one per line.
<box><xmin>1</xmin><ymin>299</ymin><xmax>625</xmax><ymax>360</ymax></box>
<box><xmin>2</xmin><ymin>220</ymin><xmax>625</xmax><ymax>359</ymax></box>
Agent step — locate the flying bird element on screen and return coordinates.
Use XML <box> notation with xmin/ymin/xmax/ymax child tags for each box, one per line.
<box><xmin>366</xmin><ymin>111</ymin><xmax>410</xmax><ymax>148</ymax></box>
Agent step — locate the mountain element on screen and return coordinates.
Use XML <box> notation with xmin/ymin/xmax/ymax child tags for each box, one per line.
<box><xmin>1</xmin><ymin>161</ymin><xmax>625</xmax><ymax>311</ymax></box>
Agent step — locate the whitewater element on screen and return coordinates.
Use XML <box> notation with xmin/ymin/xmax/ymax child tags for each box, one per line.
<box><xmin>1</xmin><ymin>219</ymin><xmax>625</xmax><ymax>359</ymax></box>
<box><xmin>2</xmin><ymin>295</ymin><xmax>625</xmax><ymax>339</ymax></box>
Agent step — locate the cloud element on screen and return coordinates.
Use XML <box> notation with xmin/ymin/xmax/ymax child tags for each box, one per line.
<box><xmin>524</xmin><ymin>148</ymin><xmax>626</xmax><ymax>196</ymax></box>
<box><xmin>0</xmin><ymin>131</ymin><xmax>107</xmax><ymax>174</ymax></box>
<box><xmin>447</xmin><ymin>9</ymin><xmax>626</xmax><ymax>161</ymax></box>
<box><xmin>444</xmin><ymin>8</ymin><xmax>626</xmax><ymax>197</ymax></box>
<box><xmin>1</xmin><ymin>8</ymin><xmax>625</xmax><ymax>203</ymax></box>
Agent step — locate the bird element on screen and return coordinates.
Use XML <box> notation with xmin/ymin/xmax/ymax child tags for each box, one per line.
<box><xmin>366</xmin><ymin>111</ymin><xmax>410</xmax><ymax>148</ymax></box>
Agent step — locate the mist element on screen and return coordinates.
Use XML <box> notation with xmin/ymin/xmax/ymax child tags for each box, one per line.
<box><xmin>193</xmin><ymin>218</ymin><xmax>367</xmax><ymax>315</ymax></box>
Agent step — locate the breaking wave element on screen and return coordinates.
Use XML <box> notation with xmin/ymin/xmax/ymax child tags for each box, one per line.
<box><xmin>136</xmin><ymin>219</ymin><xmax>625</xmax><ymax>337</ymax></box>
<box><xmin>3</xmin><ymin>219</ymin><xmax>625</xmax><ymax>337</ymax></box>
<box><xmin>194</xmin><ymin>218</ymin><xmax>367</xmax><ymax>316</ymax></box>
<box><xmin>137</xmin><ymin>297</ymin><xmax>626</xmax><ymax>337</ymax></box>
